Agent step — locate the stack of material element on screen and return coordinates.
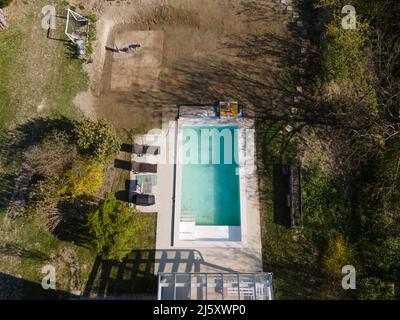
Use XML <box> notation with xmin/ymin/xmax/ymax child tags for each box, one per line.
<box><xmin>0</xmin><ymin>9</ymin><xmax>7</xmax><ymax>31</ymax></box>
<box><xmin>219</xmin><ymin>101</ymin><xmax>241</xmax><ymax>118</ymax></box>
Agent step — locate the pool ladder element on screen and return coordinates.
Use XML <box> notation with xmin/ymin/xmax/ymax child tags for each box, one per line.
<box><xmin>179</xmin><ymin>213</ymin><xmax>196</xmax><ymax>240</ymax></box>
<box><xmin>180</xmin><ymin>214</ymin><xmax>196</xmax><ymax>222</ymax></box>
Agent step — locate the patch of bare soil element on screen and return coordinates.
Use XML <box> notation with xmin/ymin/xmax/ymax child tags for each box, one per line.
<box><xmin>6</xmin><ymin>163</ymin><xmax>32</xmax><ymax>218</ymax></box>
<box><xmin>73</xmin><ymin>91</ymin><xmax>97</xmax><ymax>120</ymax></box>
<box><xmin>48</xmin><ymin>248</ymin><xmax>81</xmax><ymax>294</ymax></box>
<box><xmin>299</xmin><ymin>129</ymin><xmax>336</xmax><ymax>173</ymax></box>
<box><xmin>76</xmin><ymin>0</ymin><xmax>290</xmax><ymax>132</ymax></box>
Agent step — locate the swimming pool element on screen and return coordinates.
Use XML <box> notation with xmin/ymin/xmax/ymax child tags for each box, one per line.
<box><xmin>180</xmin><ymin>125</ymin><xmax>241</xmax><ymax>226</ymax></box>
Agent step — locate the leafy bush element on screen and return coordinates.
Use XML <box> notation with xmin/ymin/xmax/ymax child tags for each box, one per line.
<box><xmin>28</xmin><ymin>175</ymin><xmax>61</xmax><ymax>213</ymax></box>
<box><xmin>324</xmin><ymin>22</ymin><xmax>365</xmax><ymax>82</ymax></box>
<box><xmin>25</xmin><ymin>130</ymin><xmax>77</xmax><ymax>177</ymax></box>
<box><xmin>302</xmin><ymin>163</ymin><xmax>351</xmax><ymax>239</ymax></box>
<box><xmin>85</xmin><ymin>12</ymin><xmax>97</xmax><ymax>59</ymax></box>
<box><xmin>359</xmin><ymin>277</ymin><xmax>396</xmax><ymax>300</ymax></box>
<box><xmin>60</xmin><ymin>160</ymin><xmax>104</xmax><ymax>200</ymax></box>
<box><xmin>322</xmin><ymin>15</ymin><xmax>377</xmax><ymax>111</ymax></box>
<box><xmin>0</xmin><ymin>0</ymin><xmax>13</xmax><ymax>8</ymax></box>
<box><xmin>360</xmin><ymin>236</ymin><xmax>400</xmax><ymax>274</ymax></box>
<box><xmin>87</xmin><ymin>193</ymin><xmax>141</xmax><ymax>261</ymax></box>
<box><xmin>322</xmin><ymin>235</ymin><xmax>355</xmax><ymax>278</ymax></box>
<box><xmin>73</xmin><ymin>118</ymin><xmax>121</xmax><ymax>163</ymax></box>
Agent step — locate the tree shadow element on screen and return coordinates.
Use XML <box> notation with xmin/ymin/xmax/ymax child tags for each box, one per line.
<box><xmin>236</xmin><ymin>0</ymin><xmax>288</xmax><ymax>23</ymax></box>
<box><xmin>114</xmin><ymin>159</ymin><xmax>131</xmax><ymax>171</ymax></box>
<box><xmin>82</xmin><ymin>249</ymin><xmax>243</xmax><ymax>299</ymax></box>
<box><xmin>63</xmin><ymin>41</ymin><xmax>81</xmax><ymax>59</ymax></box>
<box><xmin>0</xmin><ymin>272</ymin><xmax>74</xmax><ymax>300</ymax></box>
<box><xmin>47</xmin><ymin>27</ymin><xmax>69</xmax><ymax>43</ymax></box>
<box><xmin>52</xmin><ymin>197</ymin><xmax>97</xmax><ymax>248</ymax></box>
<box><xmin>46</xmin><ymin>14</ymin><xmax>69</xmax><ymax>42</ymax></box>
<box><xmin>120</xmin><ymin>143</ymin><xmax>133</xmax><ymax>153</ymax></box>
<box><xmin>14</xmin><ymin>117</ymin><xmax>75</xmax><ymax>150</ymax></box>
<box><xmin>83</xmin><ymin>251</ymin><xmax>157</xmax><ymax>298</ymax></box>
<box><xmin>0</xmin><ymin>118</ymin><xmax>76</xmax><ymax>212</ymax></box>
<box><xmin>229</xmin><ymin>0</ymin><xmax>330</xmax><ymax>300</ymax></box>
<box><xmin>272</xmin><ymin>164</ymin><xmax>291</xmax><ymax>227</ymax></box>
<box><xmin>0</xmin><ymin>172</ymin><xmax>17</xmax><ymax>211</ymax></box>
<box><xmin>0</xmin><ymin>243</ymin><xmax>49</xmax><ymax>261</ymax></box>
<box><xmin>115</xmin><ymin>180</ymin><xmax>131</xmax><ymax>203</ymax></box>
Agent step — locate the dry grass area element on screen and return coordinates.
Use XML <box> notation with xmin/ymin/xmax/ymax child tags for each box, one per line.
<box><xmin>73</xmin><ymin>0</ymin><xmax>290</xmax><ymax>132</ymax></box>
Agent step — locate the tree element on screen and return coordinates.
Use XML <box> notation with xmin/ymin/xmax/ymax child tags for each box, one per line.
<box><xmin>73</xmin><ymin>118</ymin><xmax>121</xmax><ymax>163</ymax></box>
<box><xmin>60</xmin><ymin>160</ymin><xmax>104</xmax><ymax>200</ymax></box>
<box><xmin>0</xmin><ymin>0</ymin><xmax>13</xmax><ymax>9</ymax></box>
<box><xmin>322</xmin><ymin>235</ymin><xmax>355</xmax><ymax>278</ymax></box>
<box><xmin>25</xmin><ymin>130</ymin><xmax>77</xmax><ymax>177</ymax></box>
<box><xmin>359</xmin><ymin>277</ymin><xmax>396</xmax><ymax>300</ymax></box>
<box><xmin>86</xmin><ymin>193</ymin><xmax>141</xmax><ymax>261</ymax></box>
<box><xmin>27</xmin><ymin>175</ymin><xmax>65</xmax><ymax>231</ymax></box>
<box><xmin>28</xmin><ymin>175</ymin><xmax>61</xmax><ymax>213</ymax></box>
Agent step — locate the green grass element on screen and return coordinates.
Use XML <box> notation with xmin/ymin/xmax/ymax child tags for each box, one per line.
<box><xmin>258</xmin><ymin>121</ymin><xmax>324</xmax><ymax>299</ymax></box>
<box><xmin>80</xmin><ymin>212</ymin><xmax>158</xmax><ymax>298</ymax></box>
<box><xmin>0</xmin><ymin>26</ymin><xmax>23</xmax><ymax>128</ymax></box>
<box><xmin>45</xmin><ymin>44</ymin><xmax>89</xmax><ymax>120</ymax></box>
<box><xmin>0</xmin><ymin>1</ymin><xmax>156</xmax><ymax>299</ymax></box>
<box><xmin>261</xmin><ymin>168</ymin><xmax>322</xmax><ymax>299</ymax></box>
<box><xmin>0</xmin><ymin>209</ymin><xmax>96</xmax><ymax>298</ymax></box>
<box><xmin>0</xmin><ymin>1</ymin><xmax>89</xmax><ymax>129</ymax></box>
<box><xmin>0</xmin><ymin>197</ymin><xmax>157</xmax><ymax>298</ymax></box>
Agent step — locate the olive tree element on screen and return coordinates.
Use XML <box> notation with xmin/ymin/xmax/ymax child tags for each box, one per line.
<box><xmin>73</xmin><ymin>119</ymin><xmax>121</xmax><ymax>163</ymax></box>
<box><xmin>87</xmin><ymin>193</ymin><xmax>141</xmax><ymax>261</ymax></box>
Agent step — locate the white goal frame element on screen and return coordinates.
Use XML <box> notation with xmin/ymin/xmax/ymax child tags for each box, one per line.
<box><xmin>65</xmin><ymin>8</ymin><xmax>89</xmax><ymax>44</ymax></box>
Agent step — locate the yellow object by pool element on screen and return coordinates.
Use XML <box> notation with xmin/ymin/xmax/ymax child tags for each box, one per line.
<box><xmin>220</xmin><ymin>101</ymin><xmax>240</xmax><ymax>118</ymax></box>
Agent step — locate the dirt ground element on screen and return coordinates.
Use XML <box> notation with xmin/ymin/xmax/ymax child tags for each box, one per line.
<box><xmin>73</xmin><ymin>0</ymin><xmax>290</xmax><ymax>132</ymax></box>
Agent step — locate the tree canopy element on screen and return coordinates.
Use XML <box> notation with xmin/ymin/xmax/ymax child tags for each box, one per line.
<box><xmin>87</xmin><ymin>194</ymin><xmax>141</xmax><ymax>262</ymax></box>
<box><xmin>60</xmin><ymin>160</ymin><xmax>104</xmax><ymax>200</ymax></box>
<box><xmin>73</xmin><ymin>118</ymin><xmax>121</xmax><ymax>163</ymax></box>
<box><xmin>0</xmin><ymin>0</ymin><xmax>13</xmax><ymax>9</ymax></box>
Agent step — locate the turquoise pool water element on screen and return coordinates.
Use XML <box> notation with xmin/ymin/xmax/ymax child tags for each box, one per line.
<box><xmin>180</xmin><ymin>125</ymin><xmax>241</xmax><ymax>226</ymax></box>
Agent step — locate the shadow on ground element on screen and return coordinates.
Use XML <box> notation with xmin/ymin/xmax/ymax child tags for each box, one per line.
<box><xmin>0</xmin><ymin>272</ymin><xmax>75</xmax><ymax>300</ymax></box>
<box><xmin>82</xmin><ymin>249</ymin><xmax>244</xmax><ymax>299</ymax></box>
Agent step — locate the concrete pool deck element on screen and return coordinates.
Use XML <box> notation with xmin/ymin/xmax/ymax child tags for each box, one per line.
<box><xmin>147</xmin><ymin>115</ymin><xmax>263</xmax><ymax>274</ymax></box>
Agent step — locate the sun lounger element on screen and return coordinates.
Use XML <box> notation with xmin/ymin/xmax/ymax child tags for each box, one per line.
<box><xmin>131</xmin><ymin>161</ymin><xmax>158</xmax><ymax>173</ymax></box>
<box><xmin>133</xmin><ymin>144</ymin><xmax>160</xmax><ymax>156</ymax></box>
<box><xmin>133</xmin><ymin>193</ymin><xmax>155</xmax><ymax>206</ymax></box>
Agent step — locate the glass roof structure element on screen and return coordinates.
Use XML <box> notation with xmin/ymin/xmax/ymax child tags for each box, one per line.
<box><xmin>157</xmin><ymin>273</ymin><xmax>273</xmax><ymax>300</ymax></box>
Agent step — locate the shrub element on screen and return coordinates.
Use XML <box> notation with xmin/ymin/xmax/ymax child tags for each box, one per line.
<box><xmin>87</xmin><ymin>193</ymin><xmax>141</xmax><ymax>261</ymax></box>
<box><xmin>0</xmin><ymin>0</ymin><xmax>13</xmax><ymax>8</ymax></box>
<box><xmin>302</xmin><ymin>163</ymin><xmax>351</xmax><ymax>239</ymax></box>
<box><xmin>358</xmin><ymin>277</ymin><xmax>396</xmax><ymax>300</ymax></box>
<box><xmin>60</xmin><ymin>160</ymin><xmax>104</xmax><ymax>200</ymax></box>
<box><xmin>322</xmin><ymin>16</ymin><xmax>377</xmax><ymax>111</ymax></box>
<box><xmin>73</xmin><ymin>118</ymin><xmax>121</xmax><ymax>163</ymax></box>
<box><xmin>28</xmin><ymin>175</ymin><xmax>61</xmax><ymax>213</ymax></box>
<box><xmin>25</xmin><ymin>130</ymin><xmax>77</xmax><ymax>177</ymax></box>
<box><xmin>85</xmin><ymin>12</ymin><xmax>97</xmax><ymax>59</ymax></box>
<box><xmin>324</xmin><ymin>18</ymin><xmax>369</xmax><ymax>82</ymax></box>
<box><xmin>322</xmin><ymin>235</ymin><xmax>355</xmax><ymax>278</ymax></box>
